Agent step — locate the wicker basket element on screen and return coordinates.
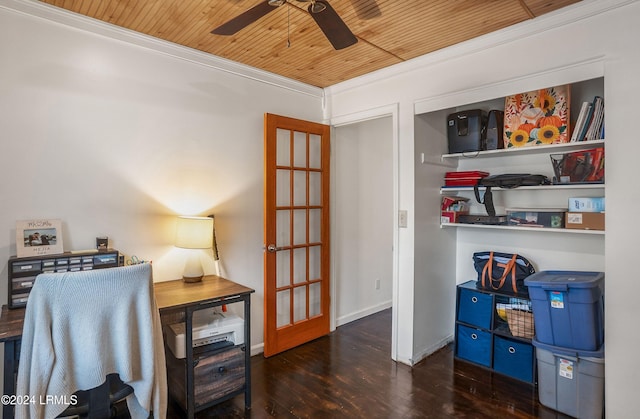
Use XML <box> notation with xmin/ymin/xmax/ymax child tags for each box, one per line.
<box><xmin>505</xmin><ymin>308</ymin><xmax>535</xmax><ymax>339</ymax></box>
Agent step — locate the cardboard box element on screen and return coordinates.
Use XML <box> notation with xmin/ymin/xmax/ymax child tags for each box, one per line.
<box><xmin>565</xmin><ymin>212</ymin><xmax>605</xmax><ymax>230</ymax></box>
<box><xmin>568</xmin><ymin>197</ymin><xmax>605</xmax><ymax>212</ymax></box>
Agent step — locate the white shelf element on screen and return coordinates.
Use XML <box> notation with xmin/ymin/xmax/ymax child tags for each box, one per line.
<box><xmin>441</xmin><ymin>183</ymin><xmax>605</xmax><ymax>194</ymax></box>
<box><xmin>442</xmin><ymin>139</ymin><xmax>604</xmax><ymax>160</ymax></box>
<box><xmin>440</xmin><ymin>222</ymin><xmax>604</xmax><ymax>235</ymax></box>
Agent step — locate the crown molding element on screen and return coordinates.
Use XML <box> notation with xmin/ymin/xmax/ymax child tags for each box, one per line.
<box><xmin>325</xmin><ymin>0</ymin><xmax>637</xmax><ymax>96</ymax></box>
<box><xmin>0</xmin><ymin>0</ymin><xmax>324</xmax><ymax>99</ymax></box>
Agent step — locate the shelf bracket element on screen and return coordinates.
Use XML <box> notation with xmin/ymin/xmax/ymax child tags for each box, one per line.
<box><xmin>421</xmin><ymin>153</ymin><xmax>457</xmax><ymax>167</ymax></box>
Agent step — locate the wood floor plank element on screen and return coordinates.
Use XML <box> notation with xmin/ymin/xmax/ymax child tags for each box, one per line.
<box><xmin>175</xmin><ymin>309</ymin><xmax>571</xmax><ymax>418</ymax></box>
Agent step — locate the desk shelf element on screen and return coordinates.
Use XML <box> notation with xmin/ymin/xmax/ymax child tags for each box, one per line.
<box><xmin>155</xmin><ymin>275</ymin><xmax>254</xmax><ymax>418</ymax></box>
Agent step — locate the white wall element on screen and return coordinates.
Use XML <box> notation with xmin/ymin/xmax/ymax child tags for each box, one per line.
<box><xmin>333</xmin><ymin>117</ymin><xmax>393</xmax><ymax>325</ymax></box>
<box><xmin>413</xmin><ymin>111</ymin><xmax>458</xmax><ymax>360</ymax></box>
<box><xmin>0</xmin><ymin>0</ymin><xmax>324</xmax><ymax>392</ymax></box>
<box><xmin>326</xmin><ymin>0</ymin><xmax>640</xmax><ymax>416</ymax></box>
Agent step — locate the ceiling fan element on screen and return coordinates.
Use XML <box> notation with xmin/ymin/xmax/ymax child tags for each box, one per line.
<box><xmin>211</xmin><ymin>0</ymin><xmax>358</xmax><ymax>50</ymax></box>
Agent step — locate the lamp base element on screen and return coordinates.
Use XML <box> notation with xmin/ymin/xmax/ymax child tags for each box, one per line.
<box><xmin>182</xmin><ymin>252</ymin><xmax>204</xmax><ymax>283</ymax></box>
<box><xmin>182</xmin><ymin>274</ymin><xmax>203</xmax><ymax>283</ymax></box>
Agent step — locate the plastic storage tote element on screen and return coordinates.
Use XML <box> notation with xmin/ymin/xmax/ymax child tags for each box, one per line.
<box><xmin>533</xmin><ymin>339</ymin><xmax>604</xmax><ymax>419</ymax></box>
<box><xmin>524</xmin><ymin>271</ymin><xmax>604</xmax><ymax>351</ymax></box>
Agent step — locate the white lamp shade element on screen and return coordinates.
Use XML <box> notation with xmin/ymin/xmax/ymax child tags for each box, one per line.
<box><xmin>175</xmin><ymin>216</ymin><xmax>214</xmax><ymax>249</ymax></box>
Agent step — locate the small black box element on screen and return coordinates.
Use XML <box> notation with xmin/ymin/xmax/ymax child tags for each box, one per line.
<box><xmin>447</xmin><ymin>110</ymin><xmax>486</xmax><ymax>154</ymax></box>
<box><xmin>485</xmin><ymin>110</ymin><xmax>504</xmax><ymax>150</ymax></box>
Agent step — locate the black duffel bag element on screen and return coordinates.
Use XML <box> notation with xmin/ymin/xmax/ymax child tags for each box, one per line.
<box><xmin>474</xmin><ymin>174</ymin><xmax>550</xmax><ymax>216</ymax></box>
<box><xmin>472</xmin><ymin>251</ymin><xmax>536</xmax><ymax>295</ymax></box>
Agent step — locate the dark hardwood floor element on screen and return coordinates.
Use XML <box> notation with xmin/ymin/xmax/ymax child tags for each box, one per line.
<box><xmin>178</xmin><ymin>309</ymin><xmax>570</xmax><ymax>418</ymax></box>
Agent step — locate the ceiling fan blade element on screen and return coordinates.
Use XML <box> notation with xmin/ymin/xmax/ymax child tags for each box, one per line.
<box><xmin>308</xmin><ymin>1</ymin><xmax>357</xmax><ymax>50</ymax></box>
<box><xmin>212</xmin><ymin>1</ymin><xmax>278</xmax><ymax>36</ymax></box>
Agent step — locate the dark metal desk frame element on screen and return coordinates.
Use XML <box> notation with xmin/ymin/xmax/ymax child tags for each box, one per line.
<box><xmin>0</xmin><ymin>305</ymin><xmax>24</xmax><ymax>419</ymax></box>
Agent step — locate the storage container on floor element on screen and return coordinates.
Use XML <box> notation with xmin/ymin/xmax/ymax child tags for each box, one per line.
<box><xmin>524</xmin><ymin>271</ymin><xmax>604</xmax><ymax>351</ymax></box>
<box><xmin>533</xmin><ymin>339</ymin><xmax>604</xmax><ymax>419</ymax></box>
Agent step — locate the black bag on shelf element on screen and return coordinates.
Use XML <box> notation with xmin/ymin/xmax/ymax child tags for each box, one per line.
<box><xmin>472</xmin><ymin>251</ymin><xmax>536</xmax><ymax>295</ymax></box>
<box><xmin>473</xmin><ymin>174</ymin><xmax>550</xmax><ymax>216</ymax></box>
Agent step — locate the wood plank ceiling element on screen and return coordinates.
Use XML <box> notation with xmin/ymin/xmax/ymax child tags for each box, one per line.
<box><xmin>39</xmin><ymin>0</ymin><xmax>581</xmax><ymax>88</ymax></box>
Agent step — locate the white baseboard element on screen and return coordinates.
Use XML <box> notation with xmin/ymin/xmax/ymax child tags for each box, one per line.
<box><xmin>411</xmin><ymin>334</ymin><xmax>454</xmax><ymax>366</ymax></box>
<box><xmin>336</xmin><ymin>300</ymin><xmax>393</xmax><ymax>327</ymax></box>
<box><xmin>250</xmin><ymin>342</ymin><xmax>264</xmax><ymax>357</ymax></box>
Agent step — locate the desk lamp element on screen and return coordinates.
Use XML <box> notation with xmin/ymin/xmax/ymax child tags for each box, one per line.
<box><xmin>175</xmin><ymin>216</ymin><xmax>213</xmax><ymax>283</ymax></box>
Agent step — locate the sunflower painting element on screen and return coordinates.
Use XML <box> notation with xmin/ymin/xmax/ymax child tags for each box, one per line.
<box><xmin>503</xmin><ymin>85</ymin><xmax>570</xmax><ymax>148</ymax></box>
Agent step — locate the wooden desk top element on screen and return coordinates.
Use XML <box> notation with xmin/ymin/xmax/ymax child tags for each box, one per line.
<box><xmin>0</xmin><ymin>306</ymin><xmax>26</xmax><ymax>342</ymax></box>
<box><xmin>152</xmin><ymin>275</ymin><xmax>254</xmax><ymax>311</ymax></box>
<box><xmin>0</xmin><ymin>275</ymin><xmax>254</xmax><ymax>342</ymax></box>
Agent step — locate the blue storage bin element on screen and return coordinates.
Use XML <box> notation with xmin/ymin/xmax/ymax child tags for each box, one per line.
<box><xmin>493</xmin><ymin>336</ymin><xmax>534</xmax><ymax>383</ymax></box>
<box><xmin>457</xmin><ymin>288</ymin><xmax>493</xmax><ymax>329</ymax></box>
<box><xmin>524</xmin><ymin>271</ymin><xmax>604</xmax><ymax>351</ymax></box>
<box><xmin>456</xmin><ymin>324</ymin><xmax>492</xmax><ymax>367</ymax></box>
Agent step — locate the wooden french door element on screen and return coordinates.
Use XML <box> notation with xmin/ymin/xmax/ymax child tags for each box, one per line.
<box><xmin>263</xmin><ymin>113</ymin><xmax>331</xmax><ymax>357</ymax></box>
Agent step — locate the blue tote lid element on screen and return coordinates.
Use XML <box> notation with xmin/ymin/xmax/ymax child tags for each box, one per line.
<box><xmin>524</xmin><ymin>270</ymin><xmax>604</xmax><ymax>290</ymax></box>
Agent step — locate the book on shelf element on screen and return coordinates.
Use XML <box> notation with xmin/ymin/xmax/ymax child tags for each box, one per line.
<box><xmin>573</xmin><ymin>96</ymin><xmax>604</xmax><ymax>142</ymax></box>
<box><xmin>586</xmin><ymin>96</ymin><xmax>605</xmax><ymax>141</ymax></box>
<box><xmin>571</xmin><ymin>101</ymin><xmax>591</xmax><ymax>142</ymax></box>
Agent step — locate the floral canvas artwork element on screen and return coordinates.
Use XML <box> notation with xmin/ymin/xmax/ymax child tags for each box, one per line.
<box><xmin>503</xmin><ymin>85</ymin><xmax>570</xmax><ymax>148</ymax></box>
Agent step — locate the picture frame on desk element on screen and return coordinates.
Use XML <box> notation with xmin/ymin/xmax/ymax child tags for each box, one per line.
<box><xmin>15</xmin><ymin>219</ymin><xmax>64</xmax><ymax>258</ymax></box>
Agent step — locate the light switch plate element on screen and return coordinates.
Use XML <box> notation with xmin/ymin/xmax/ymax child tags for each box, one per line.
<box><xmin>398</xmin><ymin>210</ymin><xmax>408</xmax><ymax>228</ymax></box>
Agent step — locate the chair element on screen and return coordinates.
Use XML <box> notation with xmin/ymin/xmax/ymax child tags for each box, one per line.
<box><xmin>57</xmin><ymin>373</ymin><xmax>133</xmax><ymax>418</ymax></box>
<box><xmin>16</xmin><ymin>263</ymin><xmax>167</xmax><ymax>419</ymax></box>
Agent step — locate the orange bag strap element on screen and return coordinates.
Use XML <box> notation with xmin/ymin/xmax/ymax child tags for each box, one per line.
<box><xmin>481</xmin><ymin>252</ymin><xmax>496</xmax><ymax>289</ymax></box>
<box><xmin>481</xmin><ymin>252</ymin><xmax>489</xmax><ymax>289</ymax></box>
<box><xmin>482</xmin><ymin>252</ymin><xmax>518</xmax><ymax>292</ymax></box>
<box><xmin>510</xmin><ymin>261</ymin><xmax>518</xmax><ymax>294</ymax></box>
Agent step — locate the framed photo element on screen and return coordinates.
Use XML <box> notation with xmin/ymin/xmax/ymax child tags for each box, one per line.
<box><xmin>16</xmin><ymin>219</ymin><xmax>64</xmax><ymax>258</ymax></box>
<box><xmin>504</xmin><ymin>84</ymin><xmax>571</xmax><ymax>148</ymax></box>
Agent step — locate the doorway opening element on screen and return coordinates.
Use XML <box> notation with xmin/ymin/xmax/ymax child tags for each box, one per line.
<box><xmin>333</xmin><ymin>114</ymin><xmax>395</xmax><ymax>349</ymax></box>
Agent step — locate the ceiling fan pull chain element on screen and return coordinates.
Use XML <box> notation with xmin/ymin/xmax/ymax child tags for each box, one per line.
<box><xmin>287</xmin><ymin>2</ymin><xmax>291</xmax><ymax>48</ymax></box>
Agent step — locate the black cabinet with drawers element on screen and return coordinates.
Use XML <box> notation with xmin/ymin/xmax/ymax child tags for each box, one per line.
<box><xmin>455</xmin><ymin>280</ymin><xmax>536</xmax><ymax>383</ymax></box>
<box><xmin>8</xmin><ymin>250</ymin><xmax>120</xmax><ymax>308</ymax></box>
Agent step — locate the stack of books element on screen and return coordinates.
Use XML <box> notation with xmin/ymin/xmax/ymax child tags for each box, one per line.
<box><xmin>571</xmin><ymin>96</ymin><xmax>604</xmax><ymax>142</ymax></box>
